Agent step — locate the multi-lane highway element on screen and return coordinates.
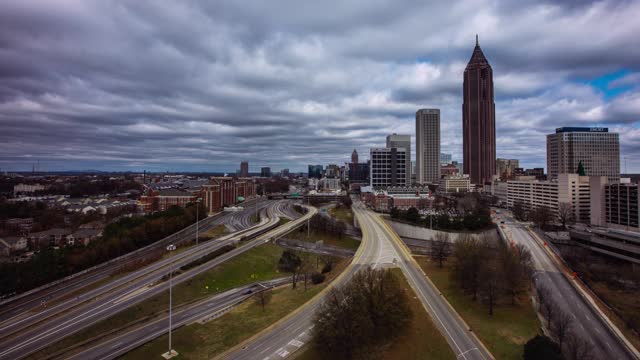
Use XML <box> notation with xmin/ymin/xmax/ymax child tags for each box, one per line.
<box><xmin>496</xmin><ymin>211</ymin><xmax>638</xmax><ymax>360</ymax></box>
<box><xmin>0</xmin><ymin>200</ymin><xmax>313</xmax><ymax>360</ymax></box>
<box><xmin>0</xmin><ymin>197</ymin><xmax>270</xmax><ymax>324</ymax></box>
<box><xmin>65</xmin><ymin>277</ymin><xmax>291</xmax><ymax>360</ymax></box>
<box><xmin>222</xmin><ymin>200</ymin><xmax>491</xmax><ymax>360</ymax></box>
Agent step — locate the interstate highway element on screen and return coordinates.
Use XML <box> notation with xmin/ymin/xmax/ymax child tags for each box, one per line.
<box><xmin>0</xmin><ymin>200</ymin><xmax>313</xmax><ymax>360</ymax></box>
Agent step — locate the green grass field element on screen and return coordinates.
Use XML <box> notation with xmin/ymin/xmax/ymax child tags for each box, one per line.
<box><xmin>26</xmin><ymin>243</ymin><xmax>291</xmax><ymax>359</ymax></box>
<box><xmin>121</xmin><ymin>259</ymin><xmax>350</xmax><ymax>359</ymax></box>
<box><xmin>416</xmin><ymin>257</ymin><xmax>540</xmax><ymax>360</ymax></box>
<box><xmin>295</xmin><ymin>268</ymin><xmax>455</xmax><ymax>360</ymax></box>
<box><xmin>295</xmin><ymin>229</ymin><xmax>361</xmax><ymax>250</ymax></box>
<box><xmin>328</xmin><ymin>206</ymin><xmax>353</xmax><ymax>225</ymax></box>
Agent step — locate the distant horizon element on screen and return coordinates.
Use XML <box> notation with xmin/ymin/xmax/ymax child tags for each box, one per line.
<box><xmin>1</xmin><ymin>1</ymin><xmax>639</xmax><ymax>173</ymax></box>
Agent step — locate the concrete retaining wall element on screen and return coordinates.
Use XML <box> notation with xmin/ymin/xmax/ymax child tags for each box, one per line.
<box><xmin>387</xmin><ymin>220</ymin><xmax>499</xmax><ymax>242</ymax></box>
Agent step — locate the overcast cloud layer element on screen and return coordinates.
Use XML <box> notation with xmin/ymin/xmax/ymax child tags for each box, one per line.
<box><xmin>1</xmin><ymin>0</ymin><xmax>639</xmax><ymax>173</ymax></box>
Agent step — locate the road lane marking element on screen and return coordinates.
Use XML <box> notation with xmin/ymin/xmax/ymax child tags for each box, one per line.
<box><xmin>289</xmin><ymin>340</ymin><xmax>304</xmax><ymax>348</ymax></box>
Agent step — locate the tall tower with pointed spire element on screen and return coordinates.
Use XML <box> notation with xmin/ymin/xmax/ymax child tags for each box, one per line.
<box><xmin>351</xmin><ymin>149</ymin><xmax>358</xmax><ymax>164</ymax></box>
<box><xmin>462</xmin><ymin>35</ymin><xmax>496</xmax><ymax>185</ymax></box>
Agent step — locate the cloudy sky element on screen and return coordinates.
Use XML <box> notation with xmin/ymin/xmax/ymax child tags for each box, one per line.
<box><xmin>1</xmin><ymin>0</ymin><xmax>639</xmax><ymax>173</ymax></box>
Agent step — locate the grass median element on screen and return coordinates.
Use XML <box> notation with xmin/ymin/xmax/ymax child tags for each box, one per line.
<box><xmin>296</xmin><ymin>267</ymin><xmax>456</xmax><ymax>360</ymax></box>
<box><xmin>121</xmin><ymin>258</ymin><xmax>349</xmax><ymax>359</ymax></box>
<box><xmin>416</xmin><ymin>257</ymin><xmax>540</xmax><ymax>360</ymax></box>
<box><xmin>328</xmin><ymin>206</ymin><xmax>353</xmax><ymax>225</ymax></box>
<box><xmin>26</xmin><ymin>242</ymin><xmax>297</xmax><ymax>359</ymax></box>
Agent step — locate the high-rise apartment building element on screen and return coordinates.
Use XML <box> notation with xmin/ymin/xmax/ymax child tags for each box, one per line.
<box><xmin>416</xmin><ymin>109</ymin><xmax>441</xmax><ymax>184</ymax></box>
<box><xmin>239</xmin><ymin>161</ymin><xmax>249</xmax><ymax>177</ymax></box>
<box><xmin>547</xmin><ymin>127</ymin><xmax>620</xmax><ymax>183</ymax></box>
<box><xmin>260</xmin><ymin>167</ymin><xmax>271</xmax><ymax>178</ymax></box>
<box><xmin>496</xmin><ymin>158</ymin><xmax>519</xmax><ymax>180</ymax></box>
<box><xmin>370</xmin><ymin>147</ymin><xmax>408</xmax><ymax>189</ymax></box>
<box><xmin>386</xmin><ymin>134</ymin><xmax>411</xmax><ymax>186</ymax></box>
<box><xmin>463</xmin><ymin>36</ymin><xmax>496</xmax><ymax>185</ymax></box>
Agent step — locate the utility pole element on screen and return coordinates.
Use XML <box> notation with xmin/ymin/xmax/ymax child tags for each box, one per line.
<box><xmin>162</xmin><ymin>244</ymin><xmax>178</xmax><ymax>359</ymax></box>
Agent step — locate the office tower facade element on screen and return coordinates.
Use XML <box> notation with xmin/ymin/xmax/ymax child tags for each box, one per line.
<box><xmin>260</xmin><ymin>167</ymin><xmax>271</xmax><ymax>178</ymax></box>
<box><xmin>416</xmin><ymin>109</ymin><xmax>441</xmax><ymax>184</ymax></box>
<box><xmin>496</xmin><ymin>158</ymin><xmax>519</xmax><ymax>180</ymax></box>
<box><xmin>386</xmin><ymin>134</ymin><xmax>411</xmax><ymax>186</ymax></box>
<box><xmin>370</xmin><ymin>147</ymin><xmax>408</xmax><ymax>189</ymax></box>
<box><xmin>351</xmin><ymin>149</ymin><xmax>359</xmax><ymax>164</ymax></box>
<box><xmin>547</xmin><ymin>127</ymin><xmax>620</xmax><ymax>183</ymax></box>
<box><xmin>281</xmin><ymin>169</ymin><xmax>290</xmax><ymax>177</ymax></box>
<box><xmin>308</xmin><ymin>165</ymin><xmax>323</xmax><ymax>179</ymax></box>
<box><xmin>463</xmin><ymin>36</ymin><xmax>496</xmax><ymax>185</ymax></box>
<box><xmin>605</xmin><ymin>182</ymin><xmax>639</xmax><ymax>231</ymax></box>
<box><xmin>240</xmin><ymin>161</ymin><xmax>249</xmax><ymax>177</ymax></box>
<box><xmin>440</xmin><ymin>153</ymin><xmax>452</xmax><ymax>165</ymax></box>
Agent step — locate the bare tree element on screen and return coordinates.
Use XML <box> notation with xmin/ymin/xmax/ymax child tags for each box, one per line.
<box><xmin>532</xmin><ymin>206</ymin><xmax>553</xmax><ymax>230</ymax></box>
<box><xmin>254</xmin><ymin>287</ymin><xmax>273</xmax><ymax>311</ymax></box>
<box><xmin>563</xmin><ymin>333</ymin><xmax>594</xmax><ymax>360</ymax></box>
<box><xmin>479</xmin><ymin>259</ymin><xmax>500</xmax><ymax>315</ymax></box>
<box><xmin>552</xmin><ymin>310</ymin><xmax>574</xmax><ymax>349</ymax></box>
<box><xmin>541</xmin><ymin>292</ymin><xmax>556</xmax><ymax>329</ymax></box>
<box><xmin>557</xmin><ymin>202</ymin><xmax>575</xmax><ymax>230</ymax></box>
<box><xmin>430</xmin><ymin>233</ymin><xmax>452</xmax><ymax>268</ymax></box>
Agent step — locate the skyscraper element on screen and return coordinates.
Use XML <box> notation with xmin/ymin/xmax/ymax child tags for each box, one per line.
<box><xmin>547</xmin><ymin>127</ymin><xmax>620</xmax><ymax>182</ymax></box>
<box><xmin>386</xmin><ymin>134</ymin><xmax>411</xmax><ymax>186</ymax></box>
<box><xmin>416</xmin><ymin>109</ymin><xmax>441</xmax><ymax>184</ymax></box>
<box><xmin>260</xmin><ymin>167</ymin><xmax>271</xmax><ymax>178</ymax></box>
<box><xmin>370</xmin><ymin>147</ymin><xmax>408</xmax><ymax>189</ymax></box>
<box><xmin>351</xmin><ymin>149</ymin><xmax>359</xmax><ymax>164</ymax></box>
<box><xmin>240</xmin><ymin>161</ymin><xmax>249</xmax><ymax>177</ymax></box>
<box><xmin>463</xmin><ymin>35</ymin><xmax>495</xmax><ymax>185</ymax></box>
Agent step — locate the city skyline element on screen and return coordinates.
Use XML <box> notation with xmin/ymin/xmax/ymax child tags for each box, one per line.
<box><xmin>1</xmin><ymin>1</ymin><xmax>640</xmax><ymax>173</ymax></box>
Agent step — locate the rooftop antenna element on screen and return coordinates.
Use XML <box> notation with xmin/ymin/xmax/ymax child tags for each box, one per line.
<box><xmin>476</xmin><ymin>34</ymin><xmax>479</xmax><ymax>46</ymax></box>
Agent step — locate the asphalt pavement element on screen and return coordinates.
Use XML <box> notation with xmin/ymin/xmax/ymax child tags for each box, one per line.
<box><xmin>67</xmin><ymin>278</ymin><xmax>291</xmax><ymax>360</ymax></box>
<box><xmin>497</xmin><ymin>212</ymin><xmax>636</xmax><ymax>360</ymax></box>
<box><xmin>0</xmin><ymin>200</ymin><xmax>314</xmax><ymax>360</ymax></box>
<box><xmin>222</xmin><ymin>201</ymin><xmax>491</xmax><ymax>360</ymax></box>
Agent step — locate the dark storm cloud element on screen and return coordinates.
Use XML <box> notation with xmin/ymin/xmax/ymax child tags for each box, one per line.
<box><xmin>0</xmin><ymin>0</ymin><xmax>639</xmax><ymax>172</ymax></box>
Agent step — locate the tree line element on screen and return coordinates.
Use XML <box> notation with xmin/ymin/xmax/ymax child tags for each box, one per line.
<box><xmin>512</xmin><ymin>200</ymin><xmax>575</xmax><ymax>230</ymax></box>
<box><xmin>308</xmin><ymin>213</ymin><xmax>346</xmax><ymax>239</ymax></box>
<box><xmin>312</xmin><ymin>267</ymin><xmax>412</xmax><ymax>359</ymax></box>
<box><xmin>390</xmin><ymin>205</ymin><xmax>493</xmax><ymax>231</ymax></box>
<box><xmin>442</xmin><ymin>233</ymin><xmax>534</xmax><ymax>314</ymax></box>
<box><xmin>0</xmin><ymin>203</ymin><xmax>205</xmax><ymax>296</ymax></box>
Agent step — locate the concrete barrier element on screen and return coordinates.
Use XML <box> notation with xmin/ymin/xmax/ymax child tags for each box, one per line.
<box><xmin>387</xmin><ymin>220</ymin><xmax>499</xmax><ymax>242</ymax></box>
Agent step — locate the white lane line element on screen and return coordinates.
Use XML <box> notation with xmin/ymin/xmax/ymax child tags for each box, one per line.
<box><xmin>289</xmin><ymin>340</ymin><xmax>304</xmax><ymax>348</ymax></box>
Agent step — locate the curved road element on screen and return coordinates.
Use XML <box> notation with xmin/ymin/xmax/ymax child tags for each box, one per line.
<box><xmin>222</xmin><ymin>200</ymin><xmax>491</xmax><ymax>360</ymax></box>
<box><xmin>497</xmin><ymin>211</ymin><xmax>637</xmax><ymax>360</ymax></box>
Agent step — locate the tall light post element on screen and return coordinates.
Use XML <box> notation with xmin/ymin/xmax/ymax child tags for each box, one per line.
<box><xmin>195</xmin><ymin>198</ymin><xmax>202</xmax><ymax>247</ymax></box>
<box><xmin>162</xmin><ymin>244</ymin><xmax>178</xmax><ymax>359</ymax></box>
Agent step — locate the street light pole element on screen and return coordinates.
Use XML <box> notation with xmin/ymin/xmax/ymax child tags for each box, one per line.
<box><xmin>196</xmin><ymin>198</ymin><xmax>202</xmax><ymax>247</ymax></box>
<box><xmin>163</xmin><ymin>244</ymin><xmax>178</xmax><ymax>359</ymax></box>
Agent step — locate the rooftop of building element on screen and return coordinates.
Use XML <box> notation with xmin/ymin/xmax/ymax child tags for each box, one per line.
<box><xmin>554</xmin><ymin>127</ymin><xmax>609</xmax><ymax>134</ymax></box>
